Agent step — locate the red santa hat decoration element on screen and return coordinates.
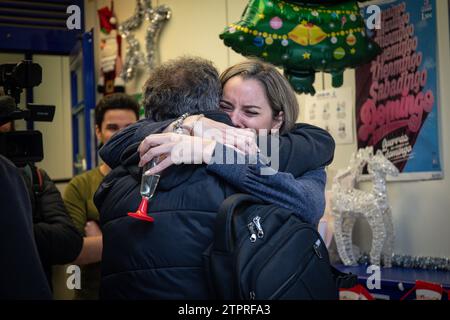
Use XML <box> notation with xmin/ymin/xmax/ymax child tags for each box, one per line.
<box><xmin>97</xmin><ymin>1</ymin><xmax>125</xmax><ymax>95</ymax></box>
<box><xmin>339</xmin><ymin>284</ymin><xmax>375</xmax><ymax>300</ymax></box>
<box><xmin>400</xmin><ymin>280</ymin><xmax>446</xmax><ymax>300</ymax></box>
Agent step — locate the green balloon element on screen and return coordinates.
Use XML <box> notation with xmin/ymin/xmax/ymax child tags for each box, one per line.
<box><xmin>287</xmin><ymin>0</ymin><xmax>371</xmax><ymax>6</ymax></box>
<box><xmin>220</xmin><ymin>0</ymin><xmax>381</xmax><ymax>95</ymax></box>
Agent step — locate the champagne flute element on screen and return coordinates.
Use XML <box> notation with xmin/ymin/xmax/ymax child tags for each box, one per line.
<box><xmin>128</xmin><ymin>157</ymin><xmax>160</xmax><ymax>222</ymax></box>
<box><xmin>140</xmin><ymin>158</ymin><xmax>161</xmax><ymax>199</ymax></box>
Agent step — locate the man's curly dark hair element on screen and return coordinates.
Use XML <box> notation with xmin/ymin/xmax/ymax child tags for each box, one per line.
<box><xmin>143</xmin><ymin>56</ymin><xmax>221</xmax><ymax>121</ymax></box>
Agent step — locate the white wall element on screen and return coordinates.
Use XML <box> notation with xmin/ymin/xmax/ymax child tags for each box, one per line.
<box><xmin>0</xmin><ymin>54</ymin><xmax>72</xmax><ymax>182</ymax></box>
<box><xmin>85</xmin><ymin>0</ymin><xmax>450</xmax><ymax>259</ymax></box>
<box><xmin>33</xmin><ymin>55</ymin><xmax>73</xmax><ymax>181</ymax></box>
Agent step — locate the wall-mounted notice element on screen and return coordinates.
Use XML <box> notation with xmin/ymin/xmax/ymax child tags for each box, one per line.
<box><xmin>304</xmin><ymin>87</ymin><xmax>354</xmax><ymax>145</ymax></box>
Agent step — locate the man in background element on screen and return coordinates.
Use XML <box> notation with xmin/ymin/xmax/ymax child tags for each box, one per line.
<box><xmin>63</xmin><ymin>93</ymin><xmax>140</xmax><ymax>299</ymax></box>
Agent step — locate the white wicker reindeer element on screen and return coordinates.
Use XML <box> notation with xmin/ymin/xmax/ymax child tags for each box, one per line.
<box><xmin>331</xmin><ymin>147</ymin><xmax>398</xmax><ymax>267</ymax></box>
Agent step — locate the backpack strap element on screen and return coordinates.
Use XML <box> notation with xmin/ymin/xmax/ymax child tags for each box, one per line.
<box><xmin>21</xmin><ymin>163</ymin><xmax>44</xmax><ymax>218</ymax></box>
<box><xmin>331</xmin><ymin>266</ymin><xmax>358</xmax><ymax>289</ymax></box>
<box><xmin>214</xmin><ymin>193</ymin><xmax>264</xmax><ymax>253</ymax></box>
<box><xmin>31</xmin><ymin>164</ymin><xmax>44</xmax><ymax>193</ymax></box>
<box><xmin>31</xmin><ymin>164</ymin><xmax>44</xmax><ymax>214</ymax></box>
<box><xmin>22</xmin><ymin>163</ymin><xmax>44</xmax><ymax>197</ymax></box>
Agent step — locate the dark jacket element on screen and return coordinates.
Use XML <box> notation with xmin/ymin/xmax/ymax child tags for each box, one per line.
<box><xmin>95</xmin><ymin>112</ymin><xmax>335</xmax><ymax>299</ymax></box>
<box><xmin>95</xmin><ymin>152</ymin><xmax>237</xmax><ymax>299</ymax></box>
<box><xmin>20</xmin><ymin>164</ymin><xmax>83</xmax><ymax>286</ymax></box>
<box><xmin>0</xmin><ymin>155</ymin><xmax>52</xmax><ymax>299</ymax></box>
<box><xmin>99</xmin><ymin>112</ymin><xmax>335</xmax><ymax>175</ymax></box>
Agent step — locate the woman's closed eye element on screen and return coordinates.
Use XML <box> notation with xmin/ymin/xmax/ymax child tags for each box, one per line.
<box><xmin>244</xmin><ymin>109</ymin><xmax>259</xmax><ymax>116</ymax></box>
<box><xmin>242</xmin><ymin>107</ymin><xmax>260</xmax><ymax>116</ymax></box>
<box><xmin>219</xmin><ymin>101</ymin><xmax>233</xmax><ymax>112</ymax></box>
<box><xmin>220</xmin><ymin>101</ymin><xmax>260</xmax><ymax>117</ymax></box>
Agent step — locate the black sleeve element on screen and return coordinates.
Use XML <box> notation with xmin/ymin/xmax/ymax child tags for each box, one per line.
<box><xmin>0</xmin><ymin>156</ymin><xmax>52</xmax><ymax>299</ymax></box>
<box><xmin>99</xmin><ymin>111</ymin><xmax>232</xmax><ymax>168</ymax></box>
<box><xmin>33</xmin><ymin>169</ymin><xmax>83</xmax><ymax>266</ymax></box>
<box><xmin>276</xmin><ymin>123</ymin><xmax>335</xmax><ymax>177</ymax></box>
<box><xmin>101</xmin><ymin>113</ymin><xmax>335</xmax><ymax>178</ymax></box>
<box><xmin>99</xmin><ymin>119</ymin><xmax>173</xmax><ymax>169</ymax></box>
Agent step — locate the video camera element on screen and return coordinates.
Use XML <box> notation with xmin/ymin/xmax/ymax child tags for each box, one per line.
<box><xmin>0</xmin><ymin>60</ymin><xmax>55</xmax><ymax>165</ymax></box>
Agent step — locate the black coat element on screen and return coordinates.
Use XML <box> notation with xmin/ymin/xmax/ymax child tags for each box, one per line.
<box><xmin>0</xmin><ymin>155</ymin><xmax>52</xmax><ymax>299</ymax></box>
<box><xmin>95</xmin><ymin>158</ymin><xmax>237</xmax><ymax>299</ymax></box>
<box><xmin>20</xmin><ymin>164</ymin><xmax>83</xmax><ymax>285</ymax></box>
<box><xmin>95</xmin><ymin>113</ymin><xmax>240</xmax><ymax>299</ymax></box>
<box><xmin>95</xmin><ymin>111</ymin><xmax>335</xmax><ymax>299</ymax></box>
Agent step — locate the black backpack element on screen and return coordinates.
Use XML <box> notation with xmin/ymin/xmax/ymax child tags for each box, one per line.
<box><xmin>203</xmin><ymin>193</ymin><xmax>357</xmax><ymax>300</ymax></box>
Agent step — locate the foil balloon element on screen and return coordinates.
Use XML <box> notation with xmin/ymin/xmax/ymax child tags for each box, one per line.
<box><xmin>288</xmin><ymin>0</ymin><xmax>366</xmax><ymax>5</ymax></box>
<box><xmin>118</xmin><ymin>0</ymin><xmax>171</xmax><ymax>82</ymax></box>
<box><xmin>220</xmin><ymin>0</ymin><xmax>381</xmax><ymax>95</ymax></box>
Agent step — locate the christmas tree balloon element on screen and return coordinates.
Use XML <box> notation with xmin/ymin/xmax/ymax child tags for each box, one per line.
<box><xmin>288</xmin><ymin>0</ymin><xmax>365</xmax><ymax>5</ymax></box>
<box><xmin>220</xmin><ymin>0</ymin><xmax>381</xmax><ymax>95</ymax></box>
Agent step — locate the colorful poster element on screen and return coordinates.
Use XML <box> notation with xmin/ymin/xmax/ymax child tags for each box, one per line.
<box><xmin>304</xmin><ymin>87</ymin><xmax>354</xmax><ymax>145</ymax></box>
<box><xmin>356</xmin><ymin>0</ymin><xmax>442</xmax><ymax>181</ymax></box>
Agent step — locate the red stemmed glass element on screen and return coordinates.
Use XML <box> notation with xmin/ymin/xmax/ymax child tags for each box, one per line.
<box><xmin>128</xmin><ymin>158</ymin><xmax>160</xmax><ymax>222</ymax></box>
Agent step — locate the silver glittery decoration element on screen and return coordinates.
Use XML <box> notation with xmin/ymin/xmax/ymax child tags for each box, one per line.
<box><xmin>357</xmin><ymin>253</ymin><xmax>450</xmax><ymax>272</ymax></box>
<box><xmin>118</xmin><ymin>0</ymin><xmax>145</xmax><ymax>82</ymax></box>
<box><xmin>145</xmin><ymin>4</ymin><xmax>171</xmax><ymax>69</ymax></box>
<box><xmin>331</xmin><ymin>147</ymin><xmax>399</xmax><ymax>267</ymax></box>
<box><xmin>118</xmin><ymin>0</ymin><xmax>171</xmax><ymax>82</ymax></box>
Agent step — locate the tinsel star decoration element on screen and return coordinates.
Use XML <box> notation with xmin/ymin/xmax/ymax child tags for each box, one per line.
<box><xmin>118</xmin><ymin>0</ymin><xmax>171</xmax><ymax>82</ymax></box>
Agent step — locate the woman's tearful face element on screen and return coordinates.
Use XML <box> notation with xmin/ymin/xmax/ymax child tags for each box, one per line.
<box><xmin>220</xmin><ymin>76</ymin><xmax>283</xmax><ymax>133</ymax></box>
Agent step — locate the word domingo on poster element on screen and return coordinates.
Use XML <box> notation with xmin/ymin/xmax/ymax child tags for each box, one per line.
<box><xmin>358</xmin><ymin>2</ymin><xmax>435</xmax><ymax>146</ymax></box>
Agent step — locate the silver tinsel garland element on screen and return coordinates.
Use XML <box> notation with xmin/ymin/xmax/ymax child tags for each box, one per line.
<box><xmin>145</xmin><ymin>5</ymin><xmax>171</xmax><ymax>69</ymax></box>
<box><xmin>357</xmin><ymin>253</ymin><xmax>450</xmax><ymax>272</ymax></box>
<box><xmin>118</xmin><ymin>0</ymin><xmax>171</xmax><ymax>82</ymax></box>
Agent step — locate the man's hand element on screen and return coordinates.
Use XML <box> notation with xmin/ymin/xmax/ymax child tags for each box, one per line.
<box><xmin>73</xmin><ymin>222</ymin><xmax>103</xmax><ymax>265</ymax></box>
<box><xmin>84</xmin><ymin>221</ymin><xmax>102</xmax><ymax>237</ymax></box>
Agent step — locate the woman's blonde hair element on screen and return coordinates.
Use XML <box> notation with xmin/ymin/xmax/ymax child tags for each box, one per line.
<box><xmin>220</xmin><ymin>59</ymin><xmax>299</xmax><ymax>133</ymax></box>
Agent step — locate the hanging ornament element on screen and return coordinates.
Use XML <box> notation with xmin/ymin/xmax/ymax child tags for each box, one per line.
<box><xmin>118</xmin><ymin>0</ymin><xmax>171</xmax><ymax>82</ymax></box>
<box><xmin>97</xmin><ymin>1</ymin><xmax>125</xmax><ymax>95</ymax></box>
<box><xmin>145</xmin><ymin>4</ymin><xmax>172</xmax><ymax>69</ymax></box>
<box><xmin>219</xmin><ymin>0</ymin><xmax>380</xmax><ymax>95</ymax></box>
<box><xmin>118</xmin><ymin>0</ymin><xmax>146</xmax><ymax>82</ymax></box>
